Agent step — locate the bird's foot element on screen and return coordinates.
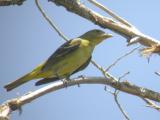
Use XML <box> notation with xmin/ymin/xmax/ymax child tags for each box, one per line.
<box><xmin>77</xmin><ymin>75</ymin><xmax>86</xmax><ymax>87</ymax></box>
<box><xmin>62</xmin><ymin>79</ymin><xmax>69</xmax><ymax>88</ymax></box>
<box><xmin>78</xmin><ymin>75</ymin><xmax>86</xmax><ymax>79</ymax></box>
<box><xmin>9</xmin><ymin>99</ymin><xmax>23</xmax><ymax>115</ymax></box>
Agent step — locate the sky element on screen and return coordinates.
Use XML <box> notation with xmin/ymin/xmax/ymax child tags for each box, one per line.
<box><xmin>1</xmin><ymin>0</ymin><xmax>160</xmax><ymax>120</ymax></box>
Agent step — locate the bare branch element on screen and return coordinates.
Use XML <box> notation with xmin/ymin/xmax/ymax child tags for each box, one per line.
<box><xmin>91</xmin><ymin>60</ymin><xmax>119</xmax><ymax>86</ymax></box>
<box><xmin>114</xmin><ymin>92</ymin><xmax>131</xmax><ymax>120</ymax></box>
<box><xmin>112</xmin><ymin>73</ymin><xmax>131</xmax><ymax>120</ymax></box>
<box><xmin>118</xmin><ymin>72</ymin><xmax>130</xmax><ymax>81</ymax></box>
<box><xmin>142</xmin><ymin>98</ymin><xmax>160</xmax><ymax>111</ymax></box>
<box><xmin>92</xmin><ymin>59</ymin><xmax>131</xmax><ymax>119</ymax></box>
<box><xmin>87</xmin><ymin>0</ymin><xmax>133</xmax><ymax>28</ymax></box>
<box><xmin>0</xmin><ymin>103</ymin><xmax>10</xmax><ymax>120</ymax></box>
<box><xmin>35</xmin><ymin>0</ymin><xmax>69</xmax><ymax>41</ymax></box>
<box><xmin>155</xmin><ymin>71</ymin><xmax>160</xmax><ymax>77</ymax></box>
<box><xmin>0</xmin><ymin>0</ymin><xmax>25</xmax><ymax>6</ymax></box>
<box><xmin>1</xmin><ymin>76</ymin><xmax>160</xmax><ymax>119</ymax></box>
<box><xmin>50</xmin><ymin>0</ymin><xmax>160</xmax><ymax>56</ymax></box>
<box><xmin>105</xmin><ymin>47</ymin><xmax>139</xmax><ymax>72</ymax></box>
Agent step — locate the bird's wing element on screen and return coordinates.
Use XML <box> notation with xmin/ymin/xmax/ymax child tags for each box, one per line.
<box><xmin>35</xmin><ymin>56</ymin><xmax>92</xmax><ymax>86</ymax></box>
<box><xmin>42</xmin><ymin>38</ymin><xmax>81</xmax><ymax>71</ymax></box>
<box><xmin>71</xmin><ymin>56</ymin><xmax>92</xmax><ymax>75</ymax></box>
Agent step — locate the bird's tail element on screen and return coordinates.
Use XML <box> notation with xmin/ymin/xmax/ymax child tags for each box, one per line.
<box><xmin>4</xmin><ymin>72</ymin><xmax>36</xmax><ymax>92</ymax></box>
<box><xmin>4</xmin><ymin>63</ymin><xmax>46</xmax><ymax>91</ymax></box>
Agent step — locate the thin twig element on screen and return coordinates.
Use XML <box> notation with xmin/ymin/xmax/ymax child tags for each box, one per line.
<box><xmin>155</xmin><ymin>71</ymin><xmax>160</xmax><ymax>77</ymax></box>
<box><xmin>111</xmin><ymin>72</ymin><xmax>131</xmax><ymax>120</ymax></box>
<box><xmin>87</xmin><ymin>0</ymin><xmax>133</xmax><ymax>28</ymax></box>
<box><xmin>142</xmin><ymin>98</ymin><xmax>160</xmax><ymax>111</ymax></box>
<box><xmin>91</xmin><ymin>60</ymin><xmax>117</xmax><ymax>80</ymax></box>
<box><xmin>35</xmin><ymin>0</ymin><xmax>69</xmax><ymax>41</ymax></box>
<box><xmin>93</xmin><ymin>60</ymin><xmax>131</xmax><ymax>120</ymax></box>
<box><xmin>118</xmin><ymin>71</ymin><xmax>130</xmax><ymax>81</ymax></box>
<box><xmin>105</xmin><ymin>47</ymin><xmax>139</xmax><ymax>71</ymax></box>
<box><xmin>104</xmin><ymin>86</ymin><xmax>114</xmax><ymax>94</ymax></box>
<box><xmin>114</xmin><ymin>92</ymin><xmax>130</xmax><ymax>120</ymax></box>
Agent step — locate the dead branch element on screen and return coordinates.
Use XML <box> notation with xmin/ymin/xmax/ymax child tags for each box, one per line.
<box><xmin>0</xmin><ymin>0</ymin><xmax>25</xmax><ymax>6</ymax></box>
<box><xmin>1</xmin><ymin>76</ymin><xmax>160</xmax><ymax>119</ymax></box>
<box><xmin>88</xmin><ymin>0</ymin><xmax>133</xmax><ymax>28</ymax></box>
<box><xmin>105</xmin><ymin>47</ymin><xmax>139</xmax><ymax>71</ymax></box>
<box><xmin>50</xmin><ymin>0</ymin><xmax>160</xmax><ymax>55</ymax></box>
<box><xmin>142</xmin><ymin>98</ymin><xmax>160</xmax><ymax>111</ymax></box>
<box><xmin>113</xmin><ymin>91</ymin><xmax>130</xmax><ymax>120</ymax></box>
<box><xmin>35</xmin><ymin>0</ymin><xmax>69</xmax><ymax>41</ymax></box>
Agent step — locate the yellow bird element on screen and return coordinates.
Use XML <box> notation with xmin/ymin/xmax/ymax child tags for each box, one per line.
<box><xmin>4</xmin><ymin>29</ymin><xmax>112</xmax><ymax>91</ymax></box>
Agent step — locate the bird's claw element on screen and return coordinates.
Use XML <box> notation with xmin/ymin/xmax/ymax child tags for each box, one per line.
<box><xmin>77</xmin><ymin>75</ymin><xmax>86</xmax><ymax>87</ymax></box>
<box><xmin>78</xmin><ymin>75</ymin><xmax>86</xmax><ymax>79</ymax></box>
<box><xmin>18</xmin><ymin>107</ymin><xmax>23</xmax><ymax>115</ymax></box>
<box><xmin>62</xmin><ymin>79</ymin><xmax>69</xmax><ymax>88</ymax></box>
<box><xmin>9</xmin><ymin>99</ymin><xmax>23</xmax><ymax>115</ymax></box>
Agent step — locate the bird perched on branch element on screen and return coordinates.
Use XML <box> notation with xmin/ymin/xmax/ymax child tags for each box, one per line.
<box><xmin>4</xmin><ymin>29</ymin><xmax>112</xmax><ymax>91</ymax></box>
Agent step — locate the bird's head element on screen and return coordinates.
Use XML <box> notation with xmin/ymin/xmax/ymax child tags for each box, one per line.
<box><xmin>79</xmin><ymin>29</ymin><xmax>112</xmax><ymax>46</ymax></box>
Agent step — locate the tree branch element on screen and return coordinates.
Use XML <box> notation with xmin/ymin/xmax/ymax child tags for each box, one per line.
<box><xmin>49</xmin><ymin>0</ymin><xmax>160</xmax><ymax>55</ymax></box>
<box><xmin>1</xmin><ymin>76</ymin><xmax>160</xmax><ymax>119</ymax></box>
<box><xmin>114</xmin><ymin>91</ymin><xmax>130</xmax><ymax>120</ymax></box>
<box><xmin>0</xmin><ymin>0</ymin><xmax>25</xmax><ymax>6</ymax></box>
<box><xmin>105</xmin><ymin>72</ymin><xmax>131</xmax><ymax>120</ymax></box>
<box><xmin>105</xmin><ymin>47</ymin><xmax>139</xmax><ymax>72</ymax></box>
<box><xmin>35</xmin><ymin>0</ymin><xmax>69</xmax><ymax>41</ymax></box>
<box><xmin>142</xmin><ymin>98</ymin><xmax>160</xmax><ymax>111</ymax></box>
<box><xmin>87</xmin><ymin>0</ymin><xmax>133</xmax><ymax>28</ymax></box>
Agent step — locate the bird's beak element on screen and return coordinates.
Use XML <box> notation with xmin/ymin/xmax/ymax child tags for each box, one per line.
<box><xmin>102</xmin><ymin>33</ymin><xmax>113</xmax><ymax>39</ymax></box>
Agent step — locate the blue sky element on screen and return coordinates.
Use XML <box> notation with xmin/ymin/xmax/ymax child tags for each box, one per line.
<box><xmin>1</xmin><ymin>0</ymin><xmax>160</xmax><ymax>120</ymax></box>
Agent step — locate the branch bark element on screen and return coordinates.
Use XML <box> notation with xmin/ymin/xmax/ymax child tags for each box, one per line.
<box><xmin>1</xmin><ymin>76</ymin><xmax>160</xmax><ymax>119</ymax></box>
<box><xmin>0</xmin><ymin>0</ymin><xmax>25</xmax><ymax>6</ymax></box>
<box><xmin>49</xmin><ymin>0</ymin><xmax>160</xmax><ymax>55</ymax></box>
